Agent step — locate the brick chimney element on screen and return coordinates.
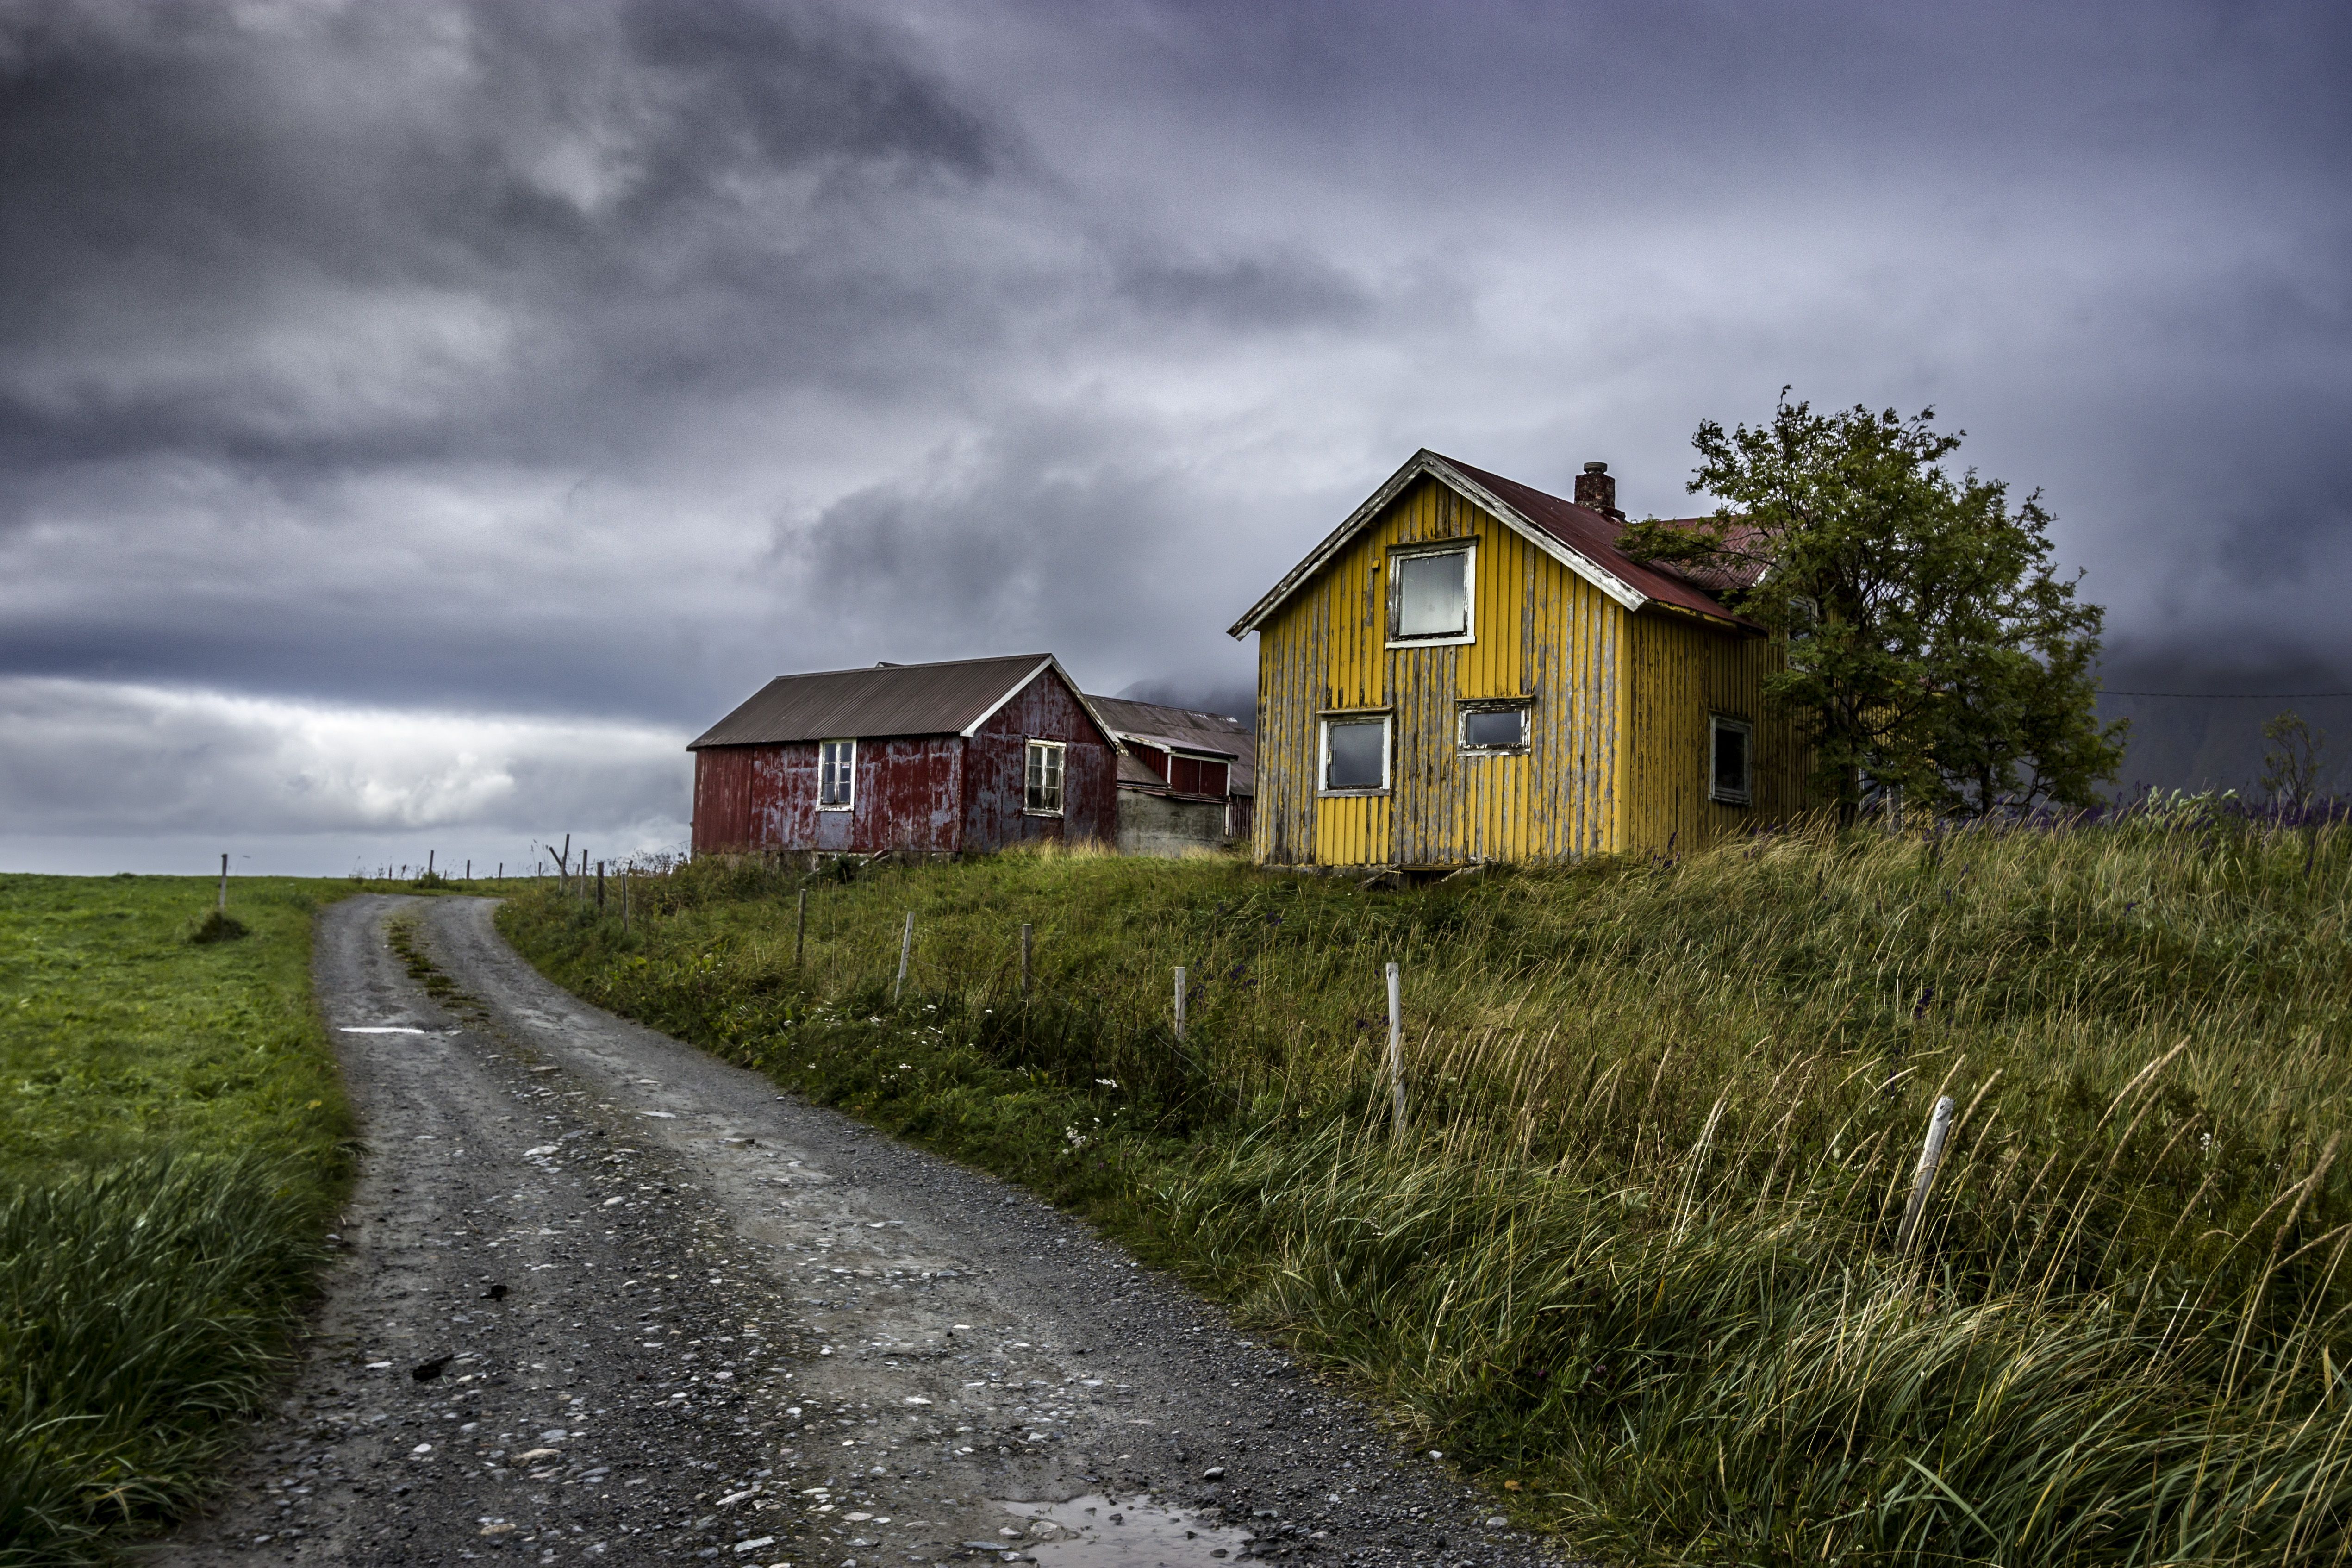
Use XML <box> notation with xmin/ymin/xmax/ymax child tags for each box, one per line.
<box><xmin>1574</xmin><ymin>461</ymin><xmax>1622</xmax><ymax>519</ymax></box>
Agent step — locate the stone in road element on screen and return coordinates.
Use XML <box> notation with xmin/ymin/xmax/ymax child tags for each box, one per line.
<box><xmin>159</xmin><ymin>895</ymin><xmax>1568</xmax><ymax>1567</ymax></box>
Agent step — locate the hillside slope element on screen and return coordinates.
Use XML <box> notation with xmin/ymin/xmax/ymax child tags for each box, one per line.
<box><xmin>502</xmin><ymin>817</ymin><xmax>2352</xmax><ymax>1565</ymax></box>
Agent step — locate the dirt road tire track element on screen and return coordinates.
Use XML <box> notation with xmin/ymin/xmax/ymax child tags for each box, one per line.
<box><xmin>156</xmin><ymin>895</ymin><xmax>1569</xmax><ymax>1568</ymax></box>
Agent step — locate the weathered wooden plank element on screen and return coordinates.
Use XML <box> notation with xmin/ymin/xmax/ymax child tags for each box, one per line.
<box><xmin>1244</xmin><ymin>468</ymin><xmax>1803</xmax><ymax>869</ymax></box>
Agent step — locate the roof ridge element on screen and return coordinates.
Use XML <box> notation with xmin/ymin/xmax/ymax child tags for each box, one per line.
<box><xmin>755</xmin><ymin>651</ymin><xmax>1052</xmax><ymax>682</ymax></box>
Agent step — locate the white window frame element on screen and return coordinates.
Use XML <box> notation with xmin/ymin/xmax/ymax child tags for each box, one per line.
<box><xmin>1385</xmin><ymin>542</ymin><xmax>1477</xmax><ymax>649</ymax></box>
<box><xmin>818</xmin><ymin>738</ymin><xmax>856</xmax><ymax>810</ymax></box>
<box><xmin>1457</xmin><ymin>700</ymin><xmax>1531</xmax><ymax>755</ymax></box>
<box><xmin>1709</xmin><ymin>716</ymin><xmax>1753</xmax><ymax>806</ymax></box>
<box><xmin>1023</xmin><ymin>738</ymin><xmax>1067</xmax><ymax>816</ymax></box>
<box><xmin>1318</xmin><ymin>712</ymin><xmax>1392</xmax><ymax>796</ymax></box>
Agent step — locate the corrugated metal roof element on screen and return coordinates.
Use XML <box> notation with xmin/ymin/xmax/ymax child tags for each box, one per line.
<box><xmin>1089</xmin><ymin>695</ymin><xmax>1256</xmax><ymax>795</ymax></box>
<box><xmin>691</xmin><ymin>654</ymin><xmax>1079</xmax><ymax>749</ymax></box>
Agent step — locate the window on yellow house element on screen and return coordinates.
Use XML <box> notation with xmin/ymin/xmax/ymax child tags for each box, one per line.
<box><xmin>1388</xmin><ymin>545</ymin><xmax>1473</xmax><ymax>644</ymax></box>
<box><xmin>1321</xmin><ymin>715</ymin><xmax>1390</xmax><ymax>792</ymax></box>
<box><xmin>1459</xmin><ymin>702</ymin><xmax>1529</xmax><ymax>752</ymax></box>
<box><xmin>1710</xmin><ymin>717</ymin><xmax>1753</xmax><ymax>805</ymax></box>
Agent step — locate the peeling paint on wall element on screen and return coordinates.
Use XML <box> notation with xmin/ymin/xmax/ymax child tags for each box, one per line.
<box><xmin>1248</xmin><ymin>475</ymin><xmax>1799</xmax><ymax>869</ymax></box>
<box><xmin>688</xmin><ymin>668</ymin><xmax>1114</xmax><ymax>856</ymax></box>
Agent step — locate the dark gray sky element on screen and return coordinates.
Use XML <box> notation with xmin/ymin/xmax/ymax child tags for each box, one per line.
<box><xmin>4</xmin><ymin>0</ymin><xmax>2348</xmax><ymax>873</ymax></box>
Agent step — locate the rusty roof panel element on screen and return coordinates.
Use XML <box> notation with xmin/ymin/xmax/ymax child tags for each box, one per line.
<box><xmin>691</xmin><ymin>654</ymin><xmax>1059</xmax><ymax>750</ymax></box>
<box><xmin>1088</xmin><ymin>695</ymin><xmax>1255</xmax><ymax>793</ymax></box>
<box><xmin>1105</xmin><ymin>728</ymin><xmax>1240</xmax><ymax>760</ymax></box>
<box><xmin>1437</xmin><ymin>456</ymin><xmax>1764</xmax><ymax>631</ymax></box>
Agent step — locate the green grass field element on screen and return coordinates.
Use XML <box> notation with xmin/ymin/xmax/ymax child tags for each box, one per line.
<box><xmin>0</xmin><ymin>875</ymin><xmax>354</xmax><ymax>1566</ymax></box>
<box><xmin>503</xmin><ymin>817</ymin><xmax>2352</xmax><ymax>1566</ymax></box>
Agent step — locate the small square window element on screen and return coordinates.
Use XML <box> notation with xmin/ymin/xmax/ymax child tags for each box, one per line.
<box><xmin>818</xmin><ymin>739</ymin><xmax>855</xmax><ymax>809</ymax></box>
<box><xmin>1388</xmin><ymin>546</ymin><xmax>1473</xmax><ymax>643</ymax></box>
<box><xmin>1460</xmin><ymin>704</ymin><xmax>1528</xmax><ymax>752</ymax></box>
<box><xmin>1024</xmin><ymin>739</ymin><xmax>1066</xmax><ymax>814</ymax></box>
<box><xmin>1710</xmin><ymin>717</ymin><xmax>1753</xmax><ymax>805</ymax></box>
<box><xmin>1322</xmin><ymin>716</ymin><xmax>1390</xmax><ymax>792</ymax></box>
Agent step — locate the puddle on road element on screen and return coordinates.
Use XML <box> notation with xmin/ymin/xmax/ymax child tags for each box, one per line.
<box><xmin>981</xmin><ymin>1493</ymin><xmax>1256</xmax><ymax>1565</ymax></box>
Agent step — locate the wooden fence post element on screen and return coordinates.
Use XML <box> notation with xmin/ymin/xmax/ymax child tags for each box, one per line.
<box><xmin>1386</xmin><ymin>961</ymin><xmax>1407</xmax><ymax>1134</ymax></box>
<box><xmin>596</xmin><ymin>860</ymin><xmax>605</xmax><ymax>910</ymax></box>
<box><xmin>218</xmin><ymin>853</ymin><xmax>228</xmax><ymax>912</ymax></box>
<box><xmin>1897</xmin><ymin>1095</ymin><xmax>1957</xmax><ymax>1252</ymax></box>
<box><xmin>794</xmin><ymin>888</ymin><xmax>808</xmax><ymax>969</ymax></box>
<box><xmin>894</xmin><ymin>911</ymin><xmax>914</xmax><ymax>1001</ymax></box>
<box><xmin>1173</xmin><ymin>966</ymin><xmax>1187</xmax><ymax>1042</ymax></box>
<box><xmin>621</xmin><ymin>869</ymin><xmax>630</xmax><ymax>934</ymax></box>
<box><xmin>1020</xmin><ymin>924</ymin><xmax>1032</xmax><ymax>997</ymax></box>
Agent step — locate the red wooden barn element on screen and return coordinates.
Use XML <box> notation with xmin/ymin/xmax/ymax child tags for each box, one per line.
<box><xmin>687</xmin><ymin>654</ymin><xmax>1120</xmax><ymax>857</ymax></box>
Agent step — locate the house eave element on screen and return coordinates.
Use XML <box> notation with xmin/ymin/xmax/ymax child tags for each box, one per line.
<box><xmin>955</xmin><ymin>654</ymin><xmax>1127</xmax><ymax>753</ymax></box>
<box><xmin>1228</xmin><ymin>449</ymin><xmax>1650</xmax><ymax>639</ymax></box>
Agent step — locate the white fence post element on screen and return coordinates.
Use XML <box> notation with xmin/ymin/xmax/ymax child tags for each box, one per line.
<box><xmin>1173</xmin><ymin>966</ymin><xmax>1187</xmax><ymax>1042</ymax></box>
<box><xmin>894</xmin><ymin>911</ymin><xmax>915</xmax><ymax>1001</ymax></box>
<box><xmin>1386</xmin><ymin>961</ymin><xmax>1406</xmax><ymax>1133</ymax></box>
<box><xmin>1898</xmin><ymin>1095</ymin><xmax>1957</xmax><ymax>1252</ymax></box>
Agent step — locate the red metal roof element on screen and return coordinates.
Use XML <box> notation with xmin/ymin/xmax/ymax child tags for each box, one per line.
<box><xmin>690</xmin><ymin>654</ymin><xmax>1114</xmax><ymax>750</ymax></box>
<box><xmin>1230</xmin><ymin>449</ymin><xmax>1769</xmax><ymax>639</ymax></box>
<box><xmin>1436</xmin><ymin>456</ymin><xmax>1763</xmax><ymax>630</ymax></box>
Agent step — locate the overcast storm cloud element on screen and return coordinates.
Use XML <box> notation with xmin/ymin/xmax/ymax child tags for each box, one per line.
<box><xmin>3</xmin><ymin>0</ymin><xmax>2349</xmax><ymax>873</ymax></box>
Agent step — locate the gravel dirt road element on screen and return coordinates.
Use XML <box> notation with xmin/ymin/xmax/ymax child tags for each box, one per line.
<box><xmin>156</xmin><ymin>895</ymin><xmax>1570</xmax><ymax>1568</ymax></box>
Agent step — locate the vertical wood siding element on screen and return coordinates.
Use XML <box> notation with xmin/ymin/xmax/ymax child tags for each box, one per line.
<box><xmin>851</xmin><ymin>740</ymin><xmax>965</xmax><ymax>853</ymax></box>
<box><xmin>690</xmin><ymin>745</ymin><xmax>758</xmax><ymax>856</ymax></box>
<box><xmin>962</xmin><ymin>671</ymin><xmax>1118</xmax><ymax>850</ymax></box>
<box><xmin>751</xmin><ymin>742</ymin><xmax>821</xmax><ymax>850</ymax></box>
<box><xmin>1621</xmin><ymin>613</ymin><xmax>1808</xmax><ymax>854</ymax></box>
<box><xmin>694</xmin><ymin>739</ymin><xmax>962</xmax><ymax>855</ymax></box>
<box><xmin>1251</xmin><ymin>477</ymin><xmax>1626</xmax><ymax>868</ymax></box>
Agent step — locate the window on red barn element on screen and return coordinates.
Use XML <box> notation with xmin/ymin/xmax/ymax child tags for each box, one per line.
<box><xmin>819</xmin><ymin>739</ymin><xmax>855</xmax><ymax>808</ymax></box>
<box><xmin>1025</xmin><ymin>739</ymin><xmax>1066</xmax><ymax>814</ymax></box>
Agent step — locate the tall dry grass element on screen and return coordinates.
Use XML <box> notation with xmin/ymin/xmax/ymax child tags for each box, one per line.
<box><xmin>505</xmin><ymin>814</ymin><xmax>2352</xmax><ymax>1564</ymax></box>
<box><xmin>0</xmin><ymin>1155</ymin><xmax>333</xmax><ymax>1566</ymax></box>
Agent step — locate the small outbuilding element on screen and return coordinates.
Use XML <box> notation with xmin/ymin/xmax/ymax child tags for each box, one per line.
<box><xmin>688</xmin><ymin>654</ymin><xmax>1119</xmax><ymax>857</ymax></box>
<box><xmin>1087</xmin><ymin>695</ymin><xmax>1256</xmax><ymax>856</ymax></box>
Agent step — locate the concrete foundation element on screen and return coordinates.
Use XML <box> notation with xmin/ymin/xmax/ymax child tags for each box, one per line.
<box><xmin>1115</xmin><ymin>791</ymin><xmax>1231</xmax><ymax>857</ymax></box>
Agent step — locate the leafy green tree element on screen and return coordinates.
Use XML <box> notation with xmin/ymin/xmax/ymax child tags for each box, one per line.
<box><xmin>1621</xmin><ymin>392</ymin><xmax>2126</xmax><ymax>822</ymax></box>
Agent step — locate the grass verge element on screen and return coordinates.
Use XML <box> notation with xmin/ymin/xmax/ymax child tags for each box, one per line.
<box><xmin>500</xmin><ymin>820</ymin><xmax>2352</xmax><ymax>1566</ymax></box>
<box><xmin>0</xmin><ymin>875</ymin><xmax>354</xmax><ymax>1565</ymax></box>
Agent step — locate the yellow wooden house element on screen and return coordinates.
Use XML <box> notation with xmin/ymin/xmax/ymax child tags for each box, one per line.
<box><xmin>1228</xmin><ymin>449</ymin><xmax>1805</xmax><ymax>868</ymax></box>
